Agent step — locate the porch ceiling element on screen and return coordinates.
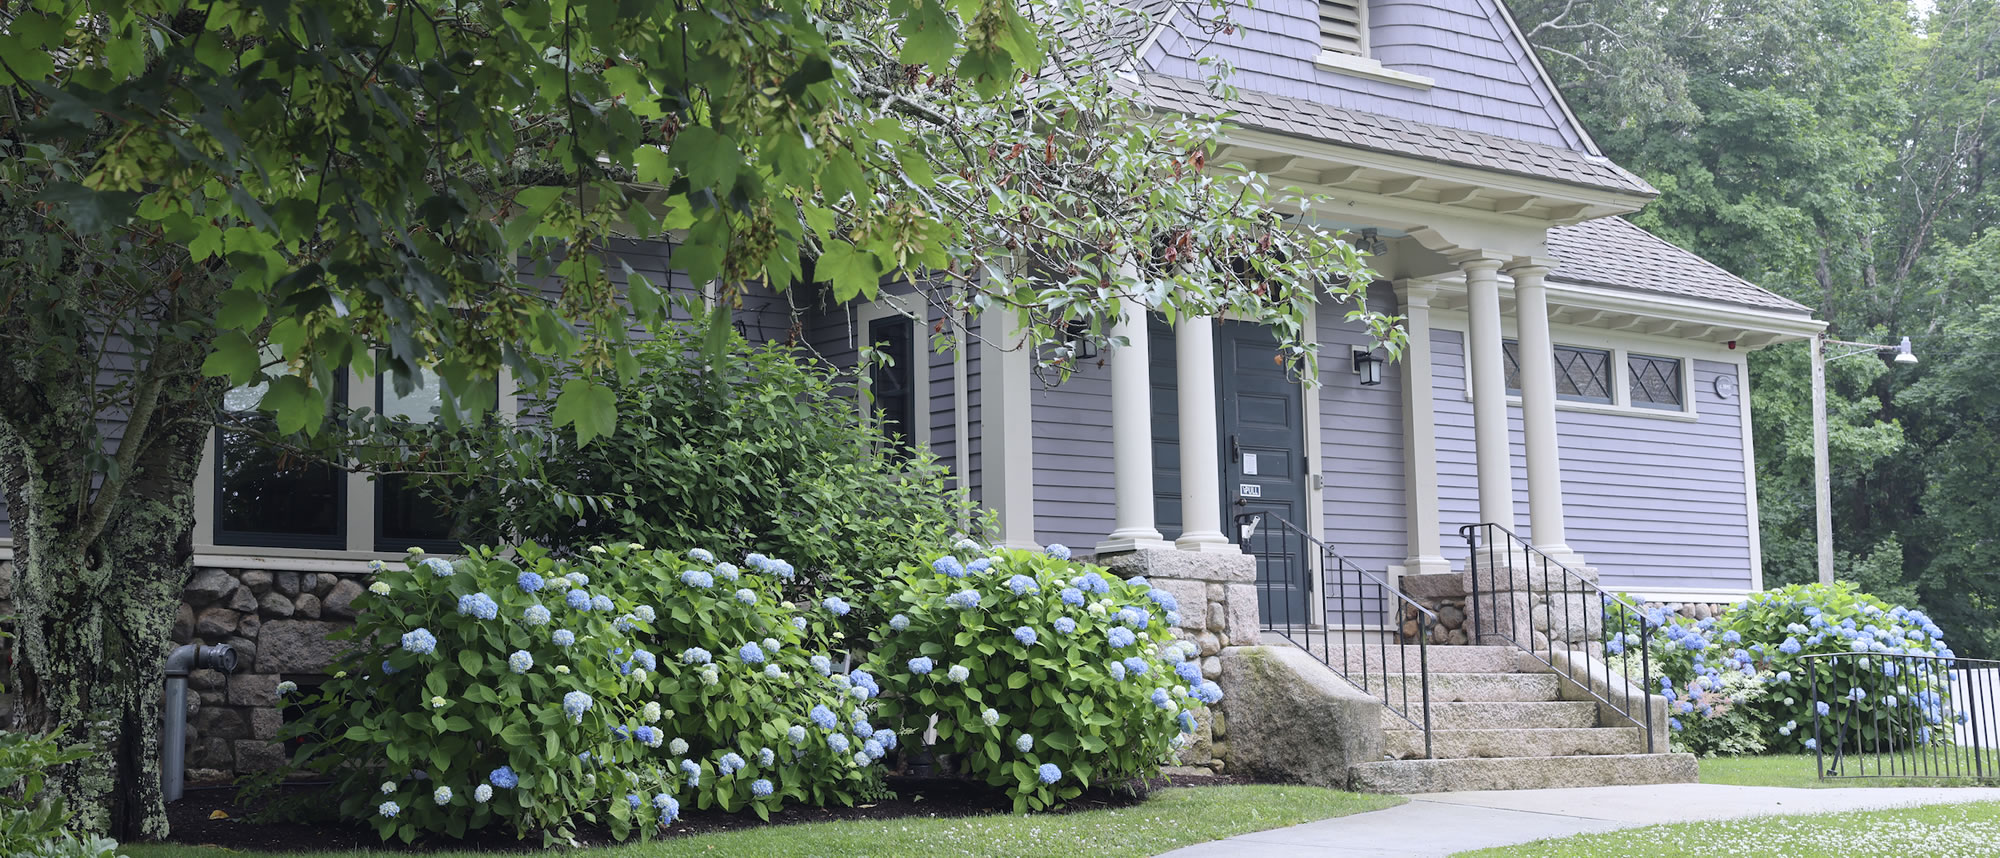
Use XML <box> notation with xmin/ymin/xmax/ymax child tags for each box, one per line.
<box><xmin>1425</xmin><ymin>280</ymin><xmax>1824</xmax><ymax>350</ymax></box>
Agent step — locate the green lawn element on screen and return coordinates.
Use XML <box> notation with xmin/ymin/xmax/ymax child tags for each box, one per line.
<box><xmin>128</xmin><ymin>786</ymin><xmax>1401</xmax><ymax>858</ymax></box>
<box><xmin>1453</xmin><ymin>800</ymin><xmax>2000</xmax><ymax>858</ymax></box>
<box><xmin>1699</xmin><ymin>754</ymin><xmax>2000</xmax><ymax>789</ymax></box>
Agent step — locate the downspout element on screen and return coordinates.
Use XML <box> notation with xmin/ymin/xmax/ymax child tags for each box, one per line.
<box><xmin>163</xmin><ymin>643</ymin><xmax>237</xmax><ymax>801</ymax></box>
<box><xmin>953</xmin><ymin>310</ymin><xmax>973</xmax><ymax>529</ymax></box>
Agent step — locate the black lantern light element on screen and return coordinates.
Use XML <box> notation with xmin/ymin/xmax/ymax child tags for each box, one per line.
<box><xmin>1352</xmin><ymin>348</ymin><xmax>1385</xmax><ymax>386</ymax></box>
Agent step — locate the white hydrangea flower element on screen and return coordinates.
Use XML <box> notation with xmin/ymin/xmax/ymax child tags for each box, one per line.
<box><xmin>380</xmin><ymin>781</ymin><xmax>397</xmax><ymax>795</ymax></box>
<box><xmin>368</xmin><ymin>582</ymin><xmax>391</xmax><ymax>596</ymax></box>
<box><xmin>474</xmin><ymin>784</ymin><xmax>493</xmax><ymax>803</ymax></box>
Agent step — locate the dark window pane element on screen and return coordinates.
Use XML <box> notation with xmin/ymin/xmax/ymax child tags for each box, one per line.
<box><xmin>867</xmin><ymin>315</ymin><xmax>917</xmax><ymax>456</ymax></box>
<box><xmin>375</xmin><ymin>366</ymin><xmax>492</xmax><ymax>552</ymax></box>
<box><xmin>1553</xmin><ymin>345</ymin><xmax>1612</xmax><ymax>403</ymax></box>
<box><xmin>214</xmin><ymin>377</ymin><xmax>346</xmax><ymax>549</ymax></box>
<box><xmin>1629</xmin><ymin>354</ymin><xmax>1684</xmax><ymax>410</ymax></box>
<box><xmin>1501</xmin><ymin>339</ymin><xmax>1521</xmax><ymax>393</ymax></box>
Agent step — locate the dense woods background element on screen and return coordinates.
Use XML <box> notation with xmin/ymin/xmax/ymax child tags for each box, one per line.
<box><xmin>1516</xmin><ymin>0</ymin><xmax>2000</xmax><ymax>657</ymax></box>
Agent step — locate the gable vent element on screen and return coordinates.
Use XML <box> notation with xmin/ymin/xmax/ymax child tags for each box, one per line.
<box><xmin>1318</xmin><ymin>1</ymin><xmax>1367</xmax><ymax>56</ymax></box>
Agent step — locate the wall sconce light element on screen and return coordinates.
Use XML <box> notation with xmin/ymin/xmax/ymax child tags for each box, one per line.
<box><xmin>1060</xmin><ymin>318</ymin><xmax>1098</xmax><ymax>360</ymax></box>
<box><xmin>1352</xmin><ymin>348</ymin><xmax>1385</xmax><ymax>386</ymax></box>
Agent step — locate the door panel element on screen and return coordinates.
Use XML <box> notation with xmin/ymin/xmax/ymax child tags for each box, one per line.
<box><xmin>1217</xmin><ymin>322</ymin><xmax>1310</xmax><ymax>626</ymax></box>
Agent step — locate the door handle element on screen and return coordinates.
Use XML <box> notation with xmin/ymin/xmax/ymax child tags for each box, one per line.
<box><xmin>1229</xmin><ymin>434</ymin><xmax>1241</xmax><ymax>463</ymax></box>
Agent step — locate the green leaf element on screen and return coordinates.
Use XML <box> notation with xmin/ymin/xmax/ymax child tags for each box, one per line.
<box><xmin>817</xmin><ymin>241</ymin><xmax>881</xmax><ymax>302</ymax></box>
<box><xmin>458</xmin><ymin>650</ymin><xmax>484</xmax><ymax>675</ymax></box>
<box><xmin>669</xmin><ymin>127</ymin><xmax>741</xmax><ymax>190</ymax></box>
<box><xmin>201</xmin><ymin>331</ymin><xmax>261</xmax><ymax>384</ymax></box>
<box><xmin>553</xmin><ymin>379</ymin><xmax>618</xmax><ymax>446</ymax></box>
<box><xmin>216</xmin><ymin>288</ymin><xmax>268</xmax><ymax>331</ymax></box>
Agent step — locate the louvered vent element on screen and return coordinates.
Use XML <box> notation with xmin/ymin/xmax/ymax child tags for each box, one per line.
<box><xmin>1318</xmin><ymin>1</ymin><xmax>1366</xmax><ymax>56</ymax></box>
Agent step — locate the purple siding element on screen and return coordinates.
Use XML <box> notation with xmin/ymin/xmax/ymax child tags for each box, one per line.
<box><xmin>1316</xmin><ymin>284</ymin><xmax>1408</xmax><ymax>577</ymax></box>
<box><xmin>1433</xmin><ymin>329</ymin><xmax>1756</xmax><ymax>591</ymax></box>
<box><xmin>1031</xmin><ymin>352</ymin><xmax>1116</xmax><ymax>549</ymax></box>
<box><xmin>1142</xmin><ymin>0</ymin><xmax>1591</xmax><ymax>151</ymax></box>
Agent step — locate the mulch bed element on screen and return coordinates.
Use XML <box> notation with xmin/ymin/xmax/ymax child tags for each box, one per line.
<box><xmin>167</xmin><ymin>772</ymin><xmax>1257</xmax><ymax>852</ymax></box>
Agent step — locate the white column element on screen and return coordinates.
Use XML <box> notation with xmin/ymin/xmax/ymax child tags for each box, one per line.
<box><xmin>1175</xmin><ymin>315</ymin><xmax>1233</xmax><ymax>552</ymax></box>
<box><xmin>1393</xmin><ymin>281</ymin><xmax>1450</xmax><ymax>575</ymax></box>
<box><xmin>979</xmin><ymin>295</ymin><xmax>1039</xmax><ymax>550</ymax></box>
<box><xmin>1098</xmin><ymin>287</ymin><xmax>1172</xmax><ymax>555</ymax></box>
<box><xmin>1508</xmin><ymin>261</ymin><xmax>1574</xmax><ymax>559</ymax></box>
<box><xmin>1459</xmin><ymin>254</ymin><xmax>1516</xmax><ymax>530</ymax></box>
<box><xmin>1810</xmin><ymin>335</ymin><xmax>1834</xmax><ymax>584</ymax></box>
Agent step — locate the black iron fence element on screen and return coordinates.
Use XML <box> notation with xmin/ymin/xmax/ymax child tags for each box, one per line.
<box><xmin>1807</xmin><ymin>651</ymin><xmax>2000</xmax><ymax>782</ymax></box>
<box><xmin>1462</xmin><ymin>522</ymin><xmax>1655</xmax><ymax>753</ymax></box>
<box><xmin>1238</xmin><ymin>512</ymin><xmax>1434</xmax><ymax>758</ymax></box>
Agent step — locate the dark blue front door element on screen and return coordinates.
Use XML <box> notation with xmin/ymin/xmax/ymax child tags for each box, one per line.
<box><xmin>1216</xmin><ymin>322</ymin><xmax>1310</xmax><ymax>624</ymax></box>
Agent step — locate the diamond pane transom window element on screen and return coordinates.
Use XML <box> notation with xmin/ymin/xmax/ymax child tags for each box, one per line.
<box><xmin>1553</xmin><ymin>345</ymin><xmax>1612</xmax><ymax>403</ymax></box>
<box><xmin>1319</xmin><ymin>1</ymin><xmax>1366</xmax><ymax>56</ymax></box>
<box><xmin>1629</xmin><ymin>354</ymin><xmax>1684</xmax><ymax>410</ymax></box>
<box><xmin>1501</xmin><ymin>339</ymin><xmax>1522</xmax><ymax>393</ymax></box>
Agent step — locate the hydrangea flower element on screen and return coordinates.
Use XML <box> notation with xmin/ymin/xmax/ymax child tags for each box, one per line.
<box><xmin>681</xmin><ymin>647</ymin><xmax>713</xmax><ymax>665</ymax></box>
<box><xmin>1126</xmin><ymin>575</ymin><xmax>1149</xmax><ymax>588</ymax></box>
<box><xmin>688</xmin><ymin>548</ymin><xmax>715</xmax><ymax>563</ymax></box>
<box><xmin>908</xmin><ymin>656</ymin><xmax>934</xmax><ymax>676</ymax></box>
<box><xmin>518</xmin><ymin>603</ymin><xmax>551</xmax><ymax>626</ymax></box>
<box><xmin>788</xmin><ymin>725</ymin><xmax>808</xmax><ymax>745</ymax></box>
<box><xmin>1108</xmin><ymin>627</ymin><xmax>1137</xmax><ymax>649</ymax></box>
<box><xmin>380</xmin><ymin>780</ymin><xmax>396</xmax><ymax>795</ymax></box>
<box><xmin>1038</xmin><ymin>763</ymin><xmax>1062</xmax><ymax>784</ymax></box>
<box><xmin>810</xmin><ymin>654</ymin><xmax>832</xmax><ymax>675</ymax></box>
<box><xmin>1059</xmin><ymin>587</ymin><xmax>1085</xmax><ymax>607</ymax></box>
<box><xmin>850</xmin><ymin>670</ymin><xmax>880</xmax><ymax>697</ymax></box>
<box><xmin>1779</xmin><ymin>636</ymin><xmax>1803</xmax><ymax>655</ymax></box>
<box><xmin>1804</xmin><ymin>738</ymin><xmax>1818</xmax><ymax>749</ymax></box>
<box><xmin>517</xmin><ymin>572</ymin><xmax>545</xmax><ymax>593</ymax></box>
<box><xmin>875</xmin><ymin>729</ymin><xmax>899</xmax><ymax>751</ymax></box>
<box><xmin>1045</xmin><ymin>544</ymin><xmax>1072</xmax><ymax>561</ymax></box>
<box><xmin>567</xmin><ymin>572</ymin><xmax>591</xmax><ymax>586</ymax></box>
<box><xmin>1108</xmin><ymin>660</ymin><xmax>1127</xmax><ymax>681</ymax></box>
<box><xmin>751</xmin><ymin>778</ymin><xmax>774</xmax><ymax>797</ymax></box>
<box><xmin>889</xmin><ymin>614</ymin><xmax>911</xmax><ymax>631</ymax></box>
<box><xmin>863</xmin><ymin>738</ymin><xmax>886</xmax><ymax>759</ymax></box>
<box><xmin>1194</xmin><ymin>680</ymin><xmax>1224</xmax><ymax>704</ymax></box>
<box><xmin>1015</xmin><ymin>733</ymin><xmax>1034</xmax><ymax>752</ymax></box>
<box><xmin>562</xmin><ymin>691</ymin><xmax>593</xmax><ymax>722</ymax></box>
<box><xmin>822</xmin><ymin>596</ymin><xmax>852</xmax><ymax>616</ymax></box>
<box><xmin>663</xmin><ymin>736</ymin><xmax>687</xmax><ymax>755</ymax></box>
<box><xmin>1122</xmin><ymin>656</ymin><xmax>1150</xmax><ymax>676</ymax></box>
<box><xmin>401</xmin><ymin>628</ymin><xmax>438</xmax><ymax>655</ymax></box>
<box><xmin>933</xmin><ymin>556</ymin><xmax>967</xmax><ymax>578</ymax></box>
<box><xmin>1076</xmin><ymin>572</ymin><xmax>1110</xmax><ymax>594</ymax></box>
<box><xmin>719</xmin><ymin>752</ymin><xmax>746</xmax><ymax>776</ymax></box>
<box><xmin>969</xmin><ymin>557</ymin><xmax>993</xmax><ymax>573</ymax></box>
<box><xmin>457</xmin><ymin>592</ymin><xmax>500</xmax><ymax>620</ymax></box>
<box><xmin>828</xmin><ymin>733</ymin><xmax>851</xmax><ymax>754</ymax></box>
<box><xmin>422</xmin><ymin>557</ymin><xmax>455</xmax><ymax>577</ymax></box>
<box><xmin>729</xmin><ymin>588</ymin><xmax>756</xmax><ymax>605</ymax></box>
<box><xmin>680</xmin><ymin>569</ymin><xmax>715</xmax><ymax>588</ymax></box>
<box><xmin>947</xmin><ymin>664</ymin><xmax>970</xmax><ymax>683</ymax></box>
<box><xmin>507</xmin><ymin>650</ymin><xmax>534</xmax><ymax>674</ymax></box>
<box><xmin>553</xmin><ymin>629</ymin><xmax>576</xmax><ymax>647</ymax></box>
<box><xmin>716</xmin><ymin>562</ymin><xmax>741</xmax><ymax>582</ymax></box>
<box><xmin>368</xmin><ymin>581</ymin><xmax>391</xmax><ymax>596</ymax></box>
<box><xmin>488</xmin><ymin>766</ymin><xmax>518</xmax><ymax>789</ymax></box>
<box><xmin>763</xmin><ymin>664</ymin><xmax>784</xmax><ymax>679</ymax></box>
<box><xmin>1052</xmin><ymin>617</ymin><xmax>1078</xmax><ymax>635</ymax></box>
<box><xmin>379</xmin><ymin>801</ymin><xmax>401</xmax><ymax>818</ymax></box>
<box><xmin>1151</xmin><ymin>688</ymin><xmax>1173</xmax><ymax>710</ymax></box>
<box><xmin>590</xmin><ymin>594</ymin><xmax>613</xmax><ymax>612</ymax></box>
<box><xmin>1116</xmin><ymin>607</ymin><xmax>1149</xmax><ymax>629</ymax></box>
<box><xmin>739</xmin><ymin>642</ymin><xmax>766</xmax><ymax>664</ymax></box>
<box><xmin>757</xmin><ymin>747</ymin><xmax>776</xmax><ymax>767</ymax></box>
<box><xmin>565</xmin><ymin>590</ymin><xmax>592</xmax><ymax>611</ymax></box>
<box><xmin>793</xmin><ymin>616</ymin><xmax>809</xmax><ymax>631</ymax></box>
<box><xmin>955</xmin><ymin>537</ymin><xmax>983</xmax><ymax>553</ymax></box>
<box><xmin>1179</xmin><ymin>710</ymin><xmax>1198</xmax><ymax>734</ymax></box>
<box><xmin>432</xmin><ymin>786</ymin><xmax>452</xmax><ymax>805</ymax></box>
<box><xmin>654</xmin><ymin>793</ymin><xmax>680</xmax><ymax>821</ymax></box>
<box><xmin>1175</xmin><ymin>660</ymin><xmax>1203</xmax><ymax>684</ymax></box>
<box><xmin>1817</xmin><ymin>700</ymin><xmax>1832</xmax><ymax>716</ymax></box>
<box><xmin>980</xmin><ymin>707</ymin><xmax>1000</xmax><ymax>727</ymax></box>
<box><xmin>473</xmin><ymin>783</ymin><xmax>493</xmax><ymax>803</ymax></box>
<box><xmin>945</xmin><ymin>590</ymin><xmax>982</xmax><ymax>610</ymax></box>
<box><xmin>1006</xmin><ymin>575</ymin><xmax>1040</xmax><ymax>596</ymax></box>
<box><xmin>811</xmin><ymin>704</ymin><xmax>838</xmax><ymax>730</ymax></box>
<box><xmin>276</xmin><ymin>680</ymin><xmax>298</xmax><ymax>696</ymax></box>
<box><xmin>629</xmin><ymin>604</ymin><xmax>656</xmax><ymax>624</ymax></box>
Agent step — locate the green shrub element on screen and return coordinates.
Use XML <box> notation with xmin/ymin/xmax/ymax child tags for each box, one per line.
<box><xmin>275</xmin><ymin>544</ymin><xmax>888</xmax><ymax>845</ymax></box>
<box><xmin>15</xmin><ymin>833</ymin><xmax>129</xmax><ymax>858</ymax></box>
<box><xmin>0</xmin><ymin>727</ymin><xmax>90</xmax><ymax>855</ymax></box>
<box><xmin>1604</xmin><ymin>582</ymin><xmax>1955</xmax><ymax>755</ymax></box>
<box><xmin>864</xmin><ymin>544</ymin><xmax>1218</xmax><ymax>812</ymax></box>
<box><xmin>422</xmin><ymin>318</ymin><xmax>980</xmax><ymax>616</ymax></box>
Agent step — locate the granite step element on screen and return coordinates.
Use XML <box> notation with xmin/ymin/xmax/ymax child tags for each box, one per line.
<box><xmin>1383</xmin><ymin>726</ymin><xmax>1647</xmax><ymax>760</ymax></box>
<box><xmin>1349</xmin><ymin>752</ymin><xmax>1699</xmax><ymax>793</ymax></box>
<box><xmin>1390</xmin><ymin>701</ymin><xmax>1602</xmax><ymax>731</ymax></box>
<box><xmin>1320</xmin><ymin>645</ymin><xmax>1523</xmax><ymax>675</ymax></box>
<box><xmin>1379</xmin><ymin>672</ymin><xmax>1562</xmax><ymax>703</ymax></box>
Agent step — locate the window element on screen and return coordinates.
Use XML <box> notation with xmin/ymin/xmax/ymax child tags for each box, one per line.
<box><xmin>374</xmin><ymin>366</ymin><xmax>488</xmax><ymax>552</ymax></box>
<box><xmin>1500</xmin><ymin>339</ymin><xmax>1613</xmax><ymax>404</ymax></box>
<box><xmin>1318</xmin><ymin>1</ymin><xmax>1368</xmax><ymax>56</ymax></box>
<box><xmin>213</xmin><ymin>373</ymin><xmax>347</xmax><ymax>549</ymax></box>
<box><xmin>1553</xmin><ymin>345</ymin><xmax>1613</xmax><ymax>403</ymax></box>
<box><xmin>1629</xmin><ymin>354</ymin><xmax>1684</xmax><ymax>410</ymax></box>
<box><xmin>865</xmin><ymin>315</ymin><xmax>917</xmax><ymax>456</ymax></box>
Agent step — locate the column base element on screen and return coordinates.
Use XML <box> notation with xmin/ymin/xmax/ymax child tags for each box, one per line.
<box><xmin>1095</xmin><ymin>535</ymin><xmax>1175</xmax><ymax>556</ymax></box>
<box><xmin>1175</xmin><ymin>534</ymin><xmax>1242</xmax><ymax>554</ymax></box>
<box><xmin>1398</xmin><ymin>555</ymin><xmax>1453</xmax><ymax>576</ymax></box>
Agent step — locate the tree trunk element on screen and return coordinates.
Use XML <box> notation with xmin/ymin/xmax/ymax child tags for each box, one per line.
<box><xmin>4</xmin><ymin>377</ymin><xmax>216</xmax><ymax>841</ymax></box>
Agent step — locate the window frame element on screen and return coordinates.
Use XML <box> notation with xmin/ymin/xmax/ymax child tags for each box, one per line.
<box><xmin>1627</xmin><ymin>352</ymin><xmax>1689</xmax><ymax>412</ymax></box>
<box><xmin>371</xmin><ymin>365</ymin><xmax>501</xmax><ymax>554</ymax></box>
<box><xmin>853</xmin><ymin>293</ymin><xmax>931</xmax><ymax>450</ymax></box>
<box><xmin>209</xmin><ymin>373</ymin><xmax>351</xmax><ymax>551</ymax></box>
<box><xmin>1460</xmin><ymin>324</ymin><xmax>1700</xmax><ymax>421</ymax></box>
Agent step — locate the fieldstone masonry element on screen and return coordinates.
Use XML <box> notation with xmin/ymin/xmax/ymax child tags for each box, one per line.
<box><xmin>1095</xmin><ymin>547</ymin><xmax>1258</xmax><ymax>776</ymax></box>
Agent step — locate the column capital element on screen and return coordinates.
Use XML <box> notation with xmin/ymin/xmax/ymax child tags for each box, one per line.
<box><xmin>1393</xmin><ymin>279</ymin><xmax>1443</xmax><ymax>307</ymax></box>
<box><xmin>1503</xmin><ymin>256</ymin><xmax>1560</xmax><ymax>279</ymax></box>
<box><xmin>1449</xmin><ymin>250</ymin><xmax>1509</xmax><ymax>271</ymax></box>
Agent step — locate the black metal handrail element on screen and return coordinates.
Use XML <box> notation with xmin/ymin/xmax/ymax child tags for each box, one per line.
<box><xmin>1239</xmin><ymin>512</ymin><xmax>1434</xmax><ymax>759</ymax></box>
<box><xmin>1806</xmin><ymin>651</ymin><xmax>1999</xmax><ymax>782</ymax></box>
<box><xmin>1461</xmin><ymin>522</ymin><xmax>1655</xmax><ymax>752</ymax></box>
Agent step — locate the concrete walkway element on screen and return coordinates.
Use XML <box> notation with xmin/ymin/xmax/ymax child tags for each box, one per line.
<box><xmin>1157</xmin><ymin>784</ymin><xmax>2000</xmax><ymax>857</ymax></box>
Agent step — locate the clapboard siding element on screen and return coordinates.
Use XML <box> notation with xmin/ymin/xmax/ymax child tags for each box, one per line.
<box><xmin>1433</xmin><ymin>329</ymin><xmax>1755</xmax><ymax>591</ymax></box>
<box><xmin>1316</xmin><ymin>285</ymin><xmax>1409</xmax><ymax>582</ymax></box>
<box><xmin>1032</xmin><ymin>352</ymin><xmax>1116</xmax><ymax>549</ymax></box>
<box><xmin>1142</xmin><ymin>0</ymin><xmax>1590</xmax><ymax>151</ymax></box>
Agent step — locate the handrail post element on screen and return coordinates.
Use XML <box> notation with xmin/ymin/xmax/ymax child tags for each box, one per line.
<box><xmin>1419</xmin><ymin>614</ymin><xmax>1434</xmax><ymax>759</ymax></box>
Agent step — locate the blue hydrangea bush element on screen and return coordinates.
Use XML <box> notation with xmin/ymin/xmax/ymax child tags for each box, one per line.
<box><xmin>1604</xmin><ymin>582</ymin><xmax>1957</xmax><ymax>755</ymax></box>
<box><xmin>864</xmin><ymin>543</ymin><xmax>1219</xmax><ymax>812</ymax></box>
<box><xmin>274</xmin><ymin>543</ymin><xmax>886</xmax><ymax>844</ymax></box>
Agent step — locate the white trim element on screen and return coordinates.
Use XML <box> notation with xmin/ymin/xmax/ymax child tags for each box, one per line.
<box><xmin>1432</xmin><ymin>312</ymin><xmax>1706</xmax><ymax>422</ymax></box>
<box><xmin>1222</xmin><ymin>128</ymin><xmax>1651</xmax><ymax>213</ymax></box>
<box><xmin>1299</xmin><ymin>303</ymin><xmax>1328</xmax><ymax>627</ymax></box>
<box><xmin>978</xmin><ymin>262</ymin><xmax>1039</xmax><ymax>550</ymax></box>
<box><xmin>1543</xmin><ymin>279</ymin><xmax>1825</xmax><ymax>343</ymax></box>
<box><xmin>853</xmin><ymin>293</ymin><xmax>932</xmax><ymax>449</ymax></box>
<box><xmin>1313</xmin><ymin>51</ymin><xmax>1435</xmax><ymax>90</ymax></box>
<box><xmin>1734</xmin><ymin>352</ymin><xmax>1765</xmax><ymax>591</ymax></box>
<box><xmin>1622</xmin><ymin>586</ymin><xmax>1756</xmax><ymax>605</ymax></box>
